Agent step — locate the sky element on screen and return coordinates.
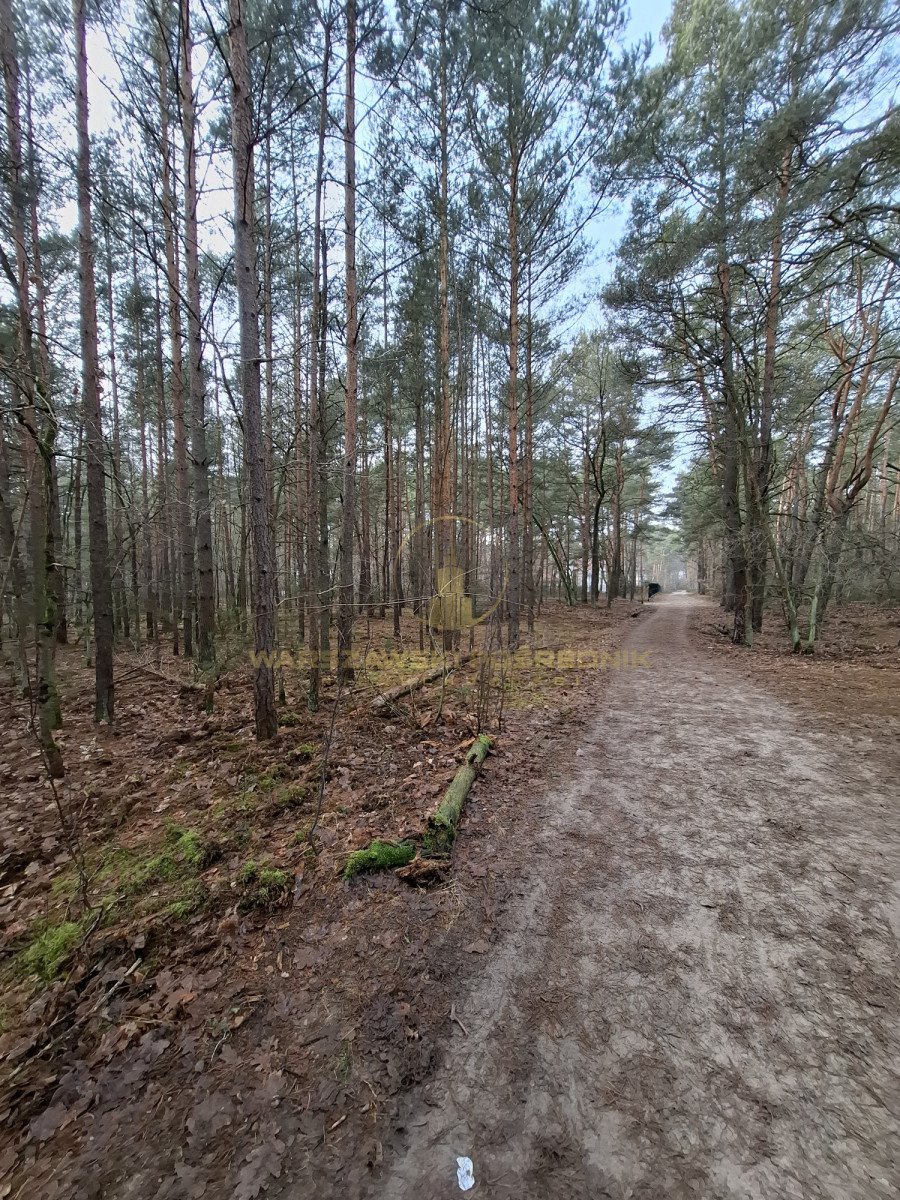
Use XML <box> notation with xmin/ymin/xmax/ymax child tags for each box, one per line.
<box><xmin>77</xmin><ymin>0</ymin><xmax>673</xmax><ymax>269</ymax></box>
<box><xmin>579</xmin><ymin>0</ymin><xmax>670</xmax><ymax>295</ymax></box>
<box><xmin>76</xmin><ymin>0</ymin><xmax>682</xmax><ymax>480</ymax></box>
<box><xmin>71</xmin><ymin>0</ymin><xmax>679</xmax><ymax>482</ymax></box>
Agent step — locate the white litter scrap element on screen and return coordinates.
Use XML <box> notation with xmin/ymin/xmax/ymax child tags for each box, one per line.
<box><xmin>456</xmin><ymin>1155</ymin><xmax>475</xmax><ymax>1191</ymax></box>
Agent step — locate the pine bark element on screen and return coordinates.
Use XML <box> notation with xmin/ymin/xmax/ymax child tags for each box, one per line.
<box><xmin>337</xmin><ymin>0</ymin><xmax>358</xmax><ymax>684</ymax></box>
<box><xmin>179</xmin><ymin>0</ymin><xmax>215</xmax><ymax>666</ymax></box>
<box><xmin>73</xmin><ymin>0</ymin><xmax>115</xmax><ymax>722</ymax></box>
<box><xmin>158</xmin><ymin>42</ymin><xmax>193</xmax><ymax>658</ymax></box>
<box><xmin>506</xmin><ymin>162</ymin><xmax>521</xmax><ymax>650</ymax></box>
<box><xmin>436</xmin><ymin>13</ymin><xmax>454</xmax><ymax>650</ymax></box>
<box><xmin>306</xmin><ymin>20</ymin><xmax>330</xmax><ymax>711</ymax></box>
<box><xmin>1</xmin><ymin>0</ymin><xmax>64</xmax><ymax>763</ymax></box>
<box><xmin>229</xmin><ymin>0</ymin><xmax>278</xmax><ymax>739</ymax></box>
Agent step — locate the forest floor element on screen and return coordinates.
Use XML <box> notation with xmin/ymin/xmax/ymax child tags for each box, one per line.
<box><xmin>0</xmin><ymin>598</ymin><xmax>637</xmax><ymax>1198</ymax></box>
<box><xmin>2</xmin><ymin>593</ymin><xmax>899</xmax><ymax>1198</ymax></box>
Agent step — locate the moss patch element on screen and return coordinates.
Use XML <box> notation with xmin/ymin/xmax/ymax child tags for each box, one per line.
<box><xmin>166</xmin><ymin>882</ymin><xmax>208</xmax><ymax>921</ymax></box>
<box><xmin>92</xmin><ymin>827</ymin><xmax>219</xmax><ymax>902</ymax></box>
<box><xmin>23</xmin><ymin>920</ymin><xmax>85</xmax><ymax>981</ymax></box>
<box><xmin>237</xmin><ymin>861</ymin><xmax>290</xmax><ymax>911</ymax></box>
<box><xmin>343</xmin><ymin>839</ymin><xmax>415</xmax><ymax>880</ymax></box>
<box><xmin>165</xmin><ymin>824</ymin><xmax>219</xmax><ymax>870</ymax></box>
<box><xmin>263</xmin><ymin>783</ymin><xmax>308</xmax><ymax>816</ymax></box>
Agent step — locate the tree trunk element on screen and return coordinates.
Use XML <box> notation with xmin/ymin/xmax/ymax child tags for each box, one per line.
<box><xmin>104</xmin><ymin>225</ymin><xmax>129</xmax><ymax>641</ymax></box>
<box><xmin>153</xmin><ymin>266</ymin><xmax>176</xmax><ymax>646</ymax></box>
<box><xmin>0</xmin><ymin>419</ymin><xmax>30</xmax><ymax>692</ymax></box>
<box><xmin>337</xmin><ymin>0</ymin><xmax>357</xmax><ymax>685</ymax></box>
<box><xmin>718</xmin><ymin>257</ymin><xmax>748</xmax><ymax>646</ymax></box>
<box><xmin>506</xmin><ymin>162</ymin><xmax>521</xmax><ymax>650</ymax></box>
<box><xmin>306</xmin><ymin>15</ymin><xmax>329</xmax><ymax>710</ymax></box>
<box><xmin>73</xmin><ymin>419</ymin><xmax>84</xmax><ymax>630</ymax></box>
<box><xmin>229</xmin><ymin>0</ymin><xmax>277</xmax><ymax>739</ymax></box>
<box><xmin>130</xmin><ymin>197</ymin><xmax>156</xmax><ymax>645</ymax></box>
<box><xmin>23</xmin><ymin>53</ymin><xmax>66</xmax><ymax>647</ymax></box>
<box><xmin>805</xmin><ymin>509</ymin><xmax>849</xmax><ymax>652</ymax></box>
<box><xmin>1</xmin><ymin>0</ymin><xmax>64</xmax><ymax>766</ymax></box>
<box><xmin>436</xmin><ymin>9</ymin><xmax>454</xmax><ymax>651</ymax></box>
<box><xmin>750</xmin><ymin>149</ymin><xmax>792</xmax><ymax>633</ymax></box>
<box><xmin>288</xmin><ymin>122</ymin><xmax>307</xmax><ymax>643</ymax></box>
<box><xmin>523</xmin><ymin>267</ymin><xmax>535</xmax><ymax>632</ymax></box>
<box><xmin>73</xmin><ymin>0</ymin><xmax>114</xmax><ymax>722</ymax></box>
<box><xmin>158</xmin><ymin>41</ymin><xmax>192</xmax><ymax>658</ymax></box>
<box><xmin>179</xmin><ymin>0</ymin><xmax>215</xmax><ymax>666</ymax></box>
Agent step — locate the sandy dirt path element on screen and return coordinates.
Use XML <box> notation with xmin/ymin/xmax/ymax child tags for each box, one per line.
<box><xmin>379</xmin><ymin>593</ymin><xmax>900</xmax><ymax>1199</ymax></box>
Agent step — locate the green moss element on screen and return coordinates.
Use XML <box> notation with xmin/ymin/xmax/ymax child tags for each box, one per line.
<box><xmin>51</xmin><ymin>871</ymin><xmax>78</xmax><ymax>898</ymax></box>
<box><xmin>421</xmin><ymin>829</ymin><xmax>450</xmax><ymax>858</ymax></box>
<box><xmin>219</xmin><ymin>791</ymin><xmax>258</xmax><ymax>818</ymax></box>
<box><xmin>95</xmin><ymin>845</ymin><xmax>137</xmax><ymax>883</ymax></box>
<box><xmin>134</xmin><ymin>851</ymin><xmax>179</xmax><ymax>886</ymax></box>
<box><xmin>23</xmin><ymin>920</ymin><xmax>85</xmax><ymax>981</ymax></box>
<box><xmin>278</xmin><ymin>711</ymin><xmax>302</xmax><ymax>728</ymax></box>
<box><xmin>296</xmin><ymin>743</ymin><xmax>317</xmax><ymax>761</ymax></box>
<box><xmin>93</xmin><ymin>828</ymin><xmax>218</xmax><ymax>898</ymax></box>
<box><xmin>166</xmin><ymin>882</ymin><xmax>208</xmax><ymax>921</ymax></box>
<box><xmin>343</xmin><ymin>839</ymin><xmax>415</xmax><ymax>880</ymax></box>
<box><xmin>265</xmin><ymin>783</ymin><xmax>308</xmax><ymax>815</ymax></box>
<box><xmin>424</xmin><ymin>734</ymin><xmax>492</xmax><ymax>857</ymax></box>
<box><xmin>165</xmin><ymin>825</ymin><xmax>218</xmax><ymax>870</ymax></box>
<box><xmin>237</xmin><ymin>860</ymin><xmax>290</xmax><ymax>911</ymax></box>
<box><xmin>333</xmin><ymin>1042</ymin><xmax>352</xmax><ymax>1083</ymax></box>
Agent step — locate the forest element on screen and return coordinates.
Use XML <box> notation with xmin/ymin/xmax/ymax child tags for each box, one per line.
<box><xmin>0</xmin><ymin>0</ymin><xmax>898</xmax><ymax>1195</ymax></box>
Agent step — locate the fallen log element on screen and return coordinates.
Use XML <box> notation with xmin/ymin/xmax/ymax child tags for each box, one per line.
<box><xmin>395</xmin><ymin>857</ymin><xmax>450</xmax><ymax>887</ymax></box>
<box><xmin>369</xmin><ymin>653</ymin><xmax>474</xmax><ymax>716</ymax></box>
<box><xmin>425</xmin><ymin>734</ymin><xmax>492</xmax><ymax>855</ymax></box>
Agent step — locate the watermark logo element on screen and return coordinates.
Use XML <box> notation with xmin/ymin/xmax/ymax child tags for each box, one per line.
<box><xmin>248</xmin><ymin>646</ymin><xmax>653</xmax><ymax>671</ymax></box>
<box><xmin>398</xmin><ymin>514</ymin><xmax>507</xmax><ymax>633</ymax></box>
